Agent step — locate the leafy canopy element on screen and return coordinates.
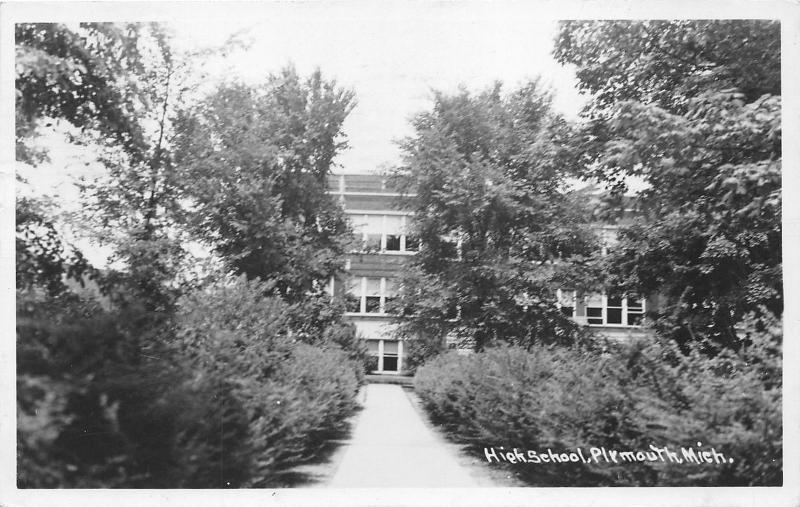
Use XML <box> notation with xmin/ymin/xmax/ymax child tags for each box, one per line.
<box><xmin>390</xmin><ymin>81</ymin><xmax>597</xmax><ymax>355</ymax></box>
<box><xmin>173</xmin><ymin>67</ymin><xmax>356</xmax><ymax>300</ymax></box>
<box><xmin>555</xmin><ymin>20</ymin><xmax>781</xmax><ymax>349</ymax></box>
<box><xmin>15</xmin><ymin>23</ymin><xmax>161</xmax><ymax>166</ymax></box>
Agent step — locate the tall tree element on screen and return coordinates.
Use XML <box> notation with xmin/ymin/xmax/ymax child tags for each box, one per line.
<box><xmin>172</xmin><ymin>67</ymin><xmax>356</xmax><ymax>300</ymax></box>
<box><xmin>15</xmin><ymin>23</ymin><xmax>155</xmax><ymax>296</ymax></box>
<box><xmin>555</xmin><ymin>20</ymin><xmax>780</xmax><ymax>116</ymax></box>
<box><xmin>390</xmin><ymin>82</ymin><xmax>597</xmax><ymax>357</ymax></box>
<box><xmin>15</xmin><ymin>22</ymin><xmax>190</xmax><ymax>311</ymax></box>
<box><xmin>15</xmin><ymin>23</ymin><xmax>150</xmax><ymax>166</ymax></box>
<box><xmin>15</xmin><ymin>25</ymin><xmax>365</xmax><ymax>488</ymax></box>
<box><xmin>554</xmin><ymin>20</ymin><xmax>781</xmax><ymax>349</ymax></box>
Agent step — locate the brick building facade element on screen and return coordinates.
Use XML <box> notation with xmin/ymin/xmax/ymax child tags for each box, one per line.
<box><xmin>328</xmin><ymin>173</ymin><xmax>651</xmax><ymax>375</ymax></box>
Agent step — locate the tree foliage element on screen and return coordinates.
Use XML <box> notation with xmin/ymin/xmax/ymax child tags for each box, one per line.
<box><xmin>390</xmin><ymin>82</ymin><xmax>597</xmax><ymax>355</ymax></box>
<box><xmin>173</xmin><ymin>275</ymin><xmax>361</xmax><ymax>485</ymax></box>
<box><xmin>16</xmin><ymin>22</ymin><xmax>187</xmax><ymax>313</ymax></box>
<box><xmin>16</xmin><ymin>196</ymin><xmax>90</xmax><ymax>297</ymax></box>
<box><xmin>173</xmin><ymin>67</ymin><xmax>356</xmax><ymax>299</ymax></box>
<box><xmin>555</xmin><ymin>20</ymin><xmax>781</xmax><ymax>349</ymax></box>
<box><xmin>16</xmin><ymin>24</ymin><xmax>362</xmax><ymax>488</ymax></box>
<box><xmin>15</xmin><ymin>23</ymin><xmax>157</xmax><ymax>165</ymax></box>
<box><xmin>554</xmin><ymin>20</ymin><xmax>780</xmax><ymax>116</ymax></box>
<box><xmin>15</xmin><ymin>23</ymin><xmax>153</xmax><ymax>301</ymax></box>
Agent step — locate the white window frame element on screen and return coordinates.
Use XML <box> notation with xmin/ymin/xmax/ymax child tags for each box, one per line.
<box><xmin>583</xmin><ymin>291</ymin><xmax>646</xmax><ymax>327</ymax></box>
<box><xmin>367</xmin><ymin>339</ymin><xmax>404</xmax><ymax>374</ymax></box>
<box><xmin>344</xmin><ymin>276</ymin><xmax>398</xmax><ymax>316</ymax></box>
<box><xmin>347</xmin><ymin>212</ymin><xmax>419</xmax><ymax>255</ymax></box>
<box><xmin>328</xmin><ymin>175</ymin><xmax>418</xmax><ymax>198</ymax></box>
<box><xmin>598</xmin><ymin>226</ymin><xmax>620</xmax><ymax>257</ymax></box>
<box><xmin>556</xmin><ymin>289</ymin><xmax>577</xmax><ymax>318</ymax></box>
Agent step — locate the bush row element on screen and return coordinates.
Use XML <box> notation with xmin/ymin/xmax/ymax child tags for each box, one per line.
<box><xmin>414</xmin><ymin>312</ymin><xmax>782</xmax><ymax>486</ymax></box>
<box><xmin>17</xmin><ymin>275</ymin><xmax>362</xmax><ymax>487</ymax></box>
<box><xmin>174</xmin><ymin>277</ymin><xmax>362</xmax><ymax>485</ymax></box>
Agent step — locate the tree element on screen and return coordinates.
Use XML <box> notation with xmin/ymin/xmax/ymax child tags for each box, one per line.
<box><xmin>15</xmin><ymin>23</ymin><xmax>154</xmax><ymax>166</ymax></box>
<box><xmin>172</xmin><ymin>67</ymin><xmax>356</xmax><ymax>300</ymax></box>
<box><xmin>15</xmin><ymin>23</ymin><xmax>219</xmax><ymax>487</ymax></box>
<box><xmin>16</xmin><ymin>22</ymin><xmax>189</xmax><ymax>313</ymax></box>
<box><xmin>554</xmin><ymin>21</ymin><xmax>781</xmax><ymax>349</ymax></box>
<box><xmin>15</xmin><ymin>23</ymin><xmax>157</xmax><ymax>297</ymax></box>
<box><xmin>554</xmin><ymin>20</ymin><xmax>780</xmax><ymax>117</ymax></box>
<box><xmin>16</xmin><ymin>196</ymin><xmax>90</xmax><ymax>296</ymax></box>
<box><xmin>390</xmin><ymin>82</ymin><xmax>597</xmax><ymax>358</ymax></box>
<box><xmin>15</xmin><ymin>25</ymin><xmax>364</xmax><ymax>487</ymax></box>
<box><xmin>75</xmin><ymin>24</ymin><xmax>190</xmax><ymax>312</ymax></box>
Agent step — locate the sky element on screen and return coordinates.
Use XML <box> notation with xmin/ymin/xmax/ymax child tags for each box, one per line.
<box><xmin>170</xmin><ymin>2</ymin><xmax>586</xmax><ymax>173</ymax></box>
<box><xmin>19</xmin><ymin>2</ymin><xmax>589</xmax><ymax>213</ymax></box>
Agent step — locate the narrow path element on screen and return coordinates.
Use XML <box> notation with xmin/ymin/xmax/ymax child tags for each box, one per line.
<box><xmin>326</xmin><ymin>383</ymin><xmax>490</xmax><ymax>487</ymax></box>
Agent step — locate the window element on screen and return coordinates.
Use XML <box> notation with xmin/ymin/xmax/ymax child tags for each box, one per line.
<box><xmin>386</xmin><ymin>234</ymin><xmax>401</xmax><ymax>251</ymax></box>
<box><xmin>365</xmin><ymin>339</ymin><xmax>402</xmax><ymax>373</ymax></box>
<box><xmin>585</xmin><ymin>293</ymin><xmax>604</xmax><ymax>325</ymax></box>
<box><xmin>365</xmin><ymin>233</ymin><xmax>382</xmax><ymax>251</ymax></box>
<box><xmin>627</xmin><ymin>295</ymin><xmax>644</xmax><ymax>325</ymax></box>
<box><xmin>581</xmin><ymin>292</ymin><xmax>645</xmax><ymax>327</ymax></box>
<box><xmin>347</xmin><ymin>213</ymin><xmax>418</xmax><ymax>253</ymax></box>
<box><xmin>383</xmin><ymin>279</ymin><xmax>398</xmax><ymax>313</ymax></box>
<box><xmin>557</xmin><ymin>289</ymin><xmax>576</xmax><ymax>317</ymax></box>
<box><xmin>344</xmin><ymin>276</ymin><xmax>399</xmax><ymax>315</ymax></box>
<box><xmin>606</xmin><ymin>294</ymin><xmax>623</xmax><ymax>324</ymax></box>
<box><xmin>362</xmin><ymin>214</ymin><xmax>384</xmax><ymax>251</ymax></box>
<box><xmin>599</xmin><ymin>227</ymin><xmax>619</xmax><ymax>256</ymax></box>
<box><xmin>405</xmin><ymin>235</ymin><xmax>420</xmax><ymax>252</ymax></box>
<box><xmin>345</xmin><ymin>277</ymin><xmax>362</xmax><ymax>313</ymax></box>
<box><xmin>366</xmin><ymin>340</ymin><xmax>380</xmax><ymax>371</ymax></box>
<box><xmin>365</xmin><ymin>278</ymin><xmax>381</xmax><ymax>313</ymax></box>
<box><xmin>382</xmin><ymin>341</ymin><xmax>399</xmax><ymax>372</ymax></box>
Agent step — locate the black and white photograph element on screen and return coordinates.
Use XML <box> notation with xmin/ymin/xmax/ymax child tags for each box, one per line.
<box><xmin>1</xmin><ymin>1</ymin><xmax>797</xmax><ymax>506</ymax></box>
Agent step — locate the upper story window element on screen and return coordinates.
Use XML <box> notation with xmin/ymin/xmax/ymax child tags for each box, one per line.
<box><xmin>556</xmin><ymin>288</ymin><xmax>645</xmax><ymax>327</ymax></box>
<box><xmin>584</xmin><ymin>291</ymin><xmax>645</xmax><ymax>327</ymax></box>
<box><xmin>342</xmin><ymin>276</ymin><xmax>398</xmax><ymax>315</ymax></box>
<box><xmin>349</xmin><ymin>213</ymin><xmax>419</xmax><ymax>254</ymax></box>
<box><xmin>598</xmin><ymin>226</ymin><xmax>619</xmax><ymax>256</ymax></box>
<box><xmin>557</xmin><ymin>289</ymin><xmax>576</xmax><ymax>317</ymax></box>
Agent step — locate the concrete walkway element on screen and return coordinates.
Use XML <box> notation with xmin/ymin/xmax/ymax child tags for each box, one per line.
<box><xmin>327</xmin><ymin>383</ymin><xmax>483</xmax><ymax>487</ymax></box>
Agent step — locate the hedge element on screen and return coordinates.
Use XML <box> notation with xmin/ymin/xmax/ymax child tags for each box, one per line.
<box><xmin>414</xmin><ymin>312</ymin><xmax>782</xmax><ymax>486</ymax></box>
<box><xmin>16</xmin><ymin>292</ymin><xmax>252</xmax><ymax>488</ymax></box>
<box><xmin>17</xmin><ymin>275</ymin><xmax>363</xmax><ymax>487</ymax></box>
<box><xmin>173</xmin><ymin>276</ymin><xmax>362</xmax><ymax>486</ymax></box>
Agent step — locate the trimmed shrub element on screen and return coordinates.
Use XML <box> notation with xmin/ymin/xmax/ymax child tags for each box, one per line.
<box><xmin>365</xmin><ymin>354</ymin><xmax>379</xmax><ymax>373</ymax></box>
<box><xmin>16</xmin><ymin>291</ymin><xmax>251</xmax><ymax>488</ymax></box>
<box><xmin>402</xmin><ymin>337</ymin><xmax>446</xmax><ymax>374</ymax></box>
<box><xmin>17</xmin><ymin>274</ymin><xmax>362</xmax><ymax>488</ymax></box>
<box><xmin>416</xmin><ymin>346</ymin><xmax>646</xmax><ymax>485</ymax></box>
<box><xmin>240</xmin><ymin>344</ymin><xmax>358</xmax><ymax>485</ymax></box>
<box><xmin>174</xmin><ymin>275</ymin><xmax>361</xmax><ymax>485</ymax></box>
<box><xmin>414</xmin><ymin>314</ymin><xmax>781</xmax><ymax>486</ymax></box>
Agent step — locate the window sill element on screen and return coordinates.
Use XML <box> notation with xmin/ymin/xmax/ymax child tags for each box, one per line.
<box><xmin>345</xmin><ymin>312</ymin><xmax>397</xmax><ymax>318</ymax></box>
<box><xmin>587</xmin><ymin>323</ymin><xmax>644</xmax><ymax>328</ymax></box>
<box><xmin>348</xmin><ymin>250</ymin><xmax>417</xmax><ymax>255</ymax></box>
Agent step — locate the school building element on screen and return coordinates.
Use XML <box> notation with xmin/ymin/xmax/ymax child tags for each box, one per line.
<box><xmin>327</xmin><ymin>173</ymin><xmax>652</xmax><ymax>375</ymax></box>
